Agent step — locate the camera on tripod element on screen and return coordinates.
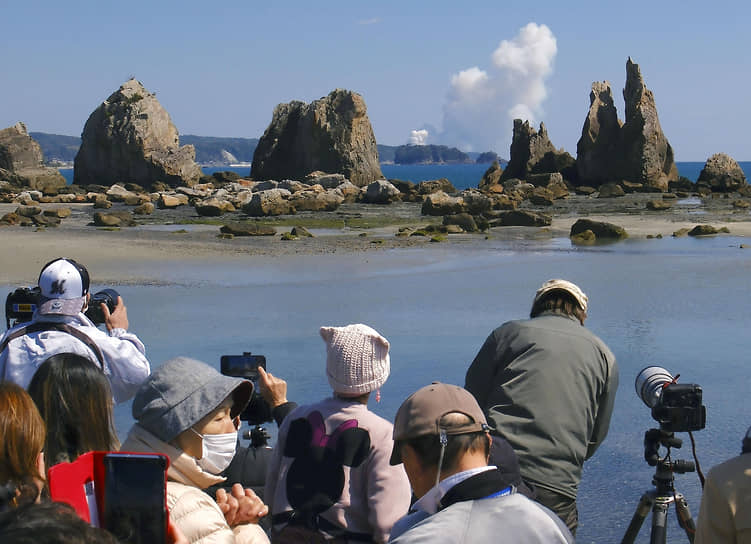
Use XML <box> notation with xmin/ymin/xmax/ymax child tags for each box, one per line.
<box><xmin>635</xmin><ymin>366</ymin><xmax>706</xmax><ymax>433</ymax></box>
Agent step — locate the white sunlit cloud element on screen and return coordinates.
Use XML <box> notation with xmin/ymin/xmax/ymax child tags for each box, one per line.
<box><xmin>408</xmin><ymin>23</ymin><xmax>557</xmax><ymax>154</ymax></box>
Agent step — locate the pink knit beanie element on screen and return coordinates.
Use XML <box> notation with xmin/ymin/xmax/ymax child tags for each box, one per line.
<box><xmin>320</xmin><ymin>324</ymin><xmax>391</xmax><ymax>395</ymax></box>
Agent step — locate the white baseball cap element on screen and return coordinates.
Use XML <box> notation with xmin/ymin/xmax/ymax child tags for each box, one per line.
<box><xmin>37</xmin><ymin>258</ymin><xmax>90</xmax><ymax>316</ymax></box>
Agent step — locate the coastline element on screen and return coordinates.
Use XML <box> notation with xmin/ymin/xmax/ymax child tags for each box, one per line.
<box><xmin>2</xmin><ymin>195</ymin><xmax>751</xmax><ymax>285</ymax></box>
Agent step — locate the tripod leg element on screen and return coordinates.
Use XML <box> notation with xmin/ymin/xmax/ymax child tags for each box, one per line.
<box><xmin>650</xmin><ymin>497</ymin><xmax>670</xmax><ymax>544</ymax></box>
<box><xmin>621</xmin><ymin>493</ymin><xmax>654</xmax><ymax>544</ymax></box>
<box><xmin>673</xmin><ymin>493</ymin><xmax>696</xmax><ymax>543</ymax></box>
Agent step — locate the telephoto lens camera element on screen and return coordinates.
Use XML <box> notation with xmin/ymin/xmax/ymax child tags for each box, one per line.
<box><xmin>84</xmin><ymin>289</ymin><xmax>120</xmax><ymax>326</ymax></box>
<box><xmin>635</xmin><ymin>366</ymin><xmax>706</xmax><ymax>433</ymax></box>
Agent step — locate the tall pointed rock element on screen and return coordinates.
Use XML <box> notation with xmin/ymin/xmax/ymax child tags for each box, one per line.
<box><xmin>74</xmin><ymin>79</ymin><xmax>202</xmax><ymax>188</ymax></box>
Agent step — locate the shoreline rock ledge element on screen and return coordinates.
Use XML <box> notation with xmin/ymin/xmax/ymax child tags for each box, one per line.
<box><xmin>74</xmin><ymin>79</ymin><xmax>202</xmax><ymax>189</ymax></box>
<box><xmin>251</xmin><ymin>89</ymin><xmax>383</xmax><ymax>187</ymax></box>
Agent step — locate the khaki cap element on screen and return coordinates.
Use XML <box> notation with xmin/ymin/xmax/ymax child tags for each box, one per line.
<box><xmin>534</xmin><ymin>279</ymin><xmax>588</xmax><ymax>313</ymax></box>
<box><xmin>390</xmin><ymin>382</ymin><xmax>488</xmax><ymax>465</ymax></box>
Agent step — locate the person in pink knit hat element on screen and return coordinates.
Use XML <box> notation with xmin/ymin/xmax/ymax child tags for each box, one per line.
<box><xmin>265</xmin><ymin>324</ymin><xmax>411</xmax><ymax>544</ymax></box>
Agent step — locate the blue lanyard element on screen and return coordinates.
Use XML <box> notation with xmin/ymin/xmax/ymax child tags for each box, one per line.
<box><xmin>482</xmin><ymin>486</ymin><xmax>513</xmax><ymax>500</ymax></box>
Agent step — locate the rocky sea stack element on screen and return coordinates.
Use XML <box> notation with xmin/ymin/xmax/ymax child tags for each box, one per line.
<box><xmin>251</xmin><ymin>89</ymin><xmax>383</xmax><ymax>187</ymax></box>
<box><xmin>576</xmin><ymin>58</ymin><xmax>678</xmax><ymax>191</ymax></box>
<box><xmin>0</xmin><ymin>122</ymin><xmax>66</xmax><ymax>192</ymax></box>
<box><xmin>74</xmin><ymin>79</ymin><xmax>202</xmax><ymax>189</ymax></box>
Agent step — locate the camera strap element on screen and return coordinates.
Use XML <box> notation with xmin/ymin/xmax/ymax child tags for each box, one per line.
<box><xmin>0</xmin><ymin>322</ymin><xmax>105</xmax><ymax>371</ymax></box>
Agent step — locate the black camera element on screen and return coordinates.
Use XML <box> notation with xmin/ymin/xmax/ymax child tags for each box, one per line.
<box><xmin>84</xmin><ymin>289</ymin><xmax>120</xmax><ymax>326</ymax></box>
<box><xmin>220</xmin><ymin>353</ymin><xmax>273</xmax><ymax>426</ymax></box>
<box><xmin>635</xmin><ymin>366</ymin><xmax>706</xmax><ymax>433</ymax></box>
<box><xmin>5</xmin><ymin>286</ymin><xmax>40</xmax><ymax>328</ymax></box>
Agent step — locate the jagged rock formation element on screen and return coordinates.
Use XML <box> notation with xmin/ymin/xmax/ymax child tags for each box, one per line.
<box><xmin>251</xmin><ymin>89</ymin><xmax>383</xmax><ymax>186</ymax></box>
<box><xmin>0</xmin><ymin>122</ymin><xmax>66</xmax><ymax>191</ymax></box>
<box><xmin>576</xmin><ymin>59</ymin><xmax>678</xmax><ymax>191</ymax></box>
<box><xmin>500</xmin><ymin>120</ymin><xmax>575</xmax><ymax>182</ymax></box>
<box><xmin>74</xmin><ymin>79</ymin><xmax>202</xmax><ymax>188</ymax></box>
<box><xmin>697</xmin><ymin>153</ymin><xmax>748</xmax><ymax>192</ymax></box>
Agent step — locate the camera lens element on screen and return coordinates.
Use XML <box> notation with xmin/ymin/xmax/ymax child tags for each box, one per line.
<box><xmin>635</xmin><ymin>366</ymin><xmax>674</xmax><ymax>408</ymax></box>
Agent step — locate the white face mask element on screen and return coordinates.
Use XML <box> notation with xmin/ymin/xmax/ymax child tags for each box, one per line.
<box><xmin>191</xmin><ymin>428</ymin><xmax>238</xmax><ymax>474</ymax></box>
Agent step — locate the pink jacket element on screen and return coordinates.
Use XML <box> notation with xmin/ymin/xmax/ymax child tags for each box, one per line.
<box><xmin>265</xmin><ymin>397</ymin><xmax>411</xmax><ymax>543</ymax></box>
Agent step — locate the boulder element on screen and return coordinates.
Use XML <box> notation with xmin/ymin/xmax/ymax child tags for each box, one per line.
<box><xmin>361</xmin><ymin>180</ymin><xmax>401</xmax><ymax>204</ymax></box>
<box><xmin>442</xmin><ymin>213</ymin><xmax>479</xmax><ymax>233</ymax></box>
<box><xmin>157</xmin><ymin>194</ymin><xmax>185</xmax><ymax>209</ymax></box>
<box><xmin>277</xmin><ymin>180</ymin><xmax>308</xmax><ymax>193</ymax></box>
<box><xmin>570</xmin><ymin>229</ymin><xmax>596</xmax><ymax>245</ymax></box>
<box><xmin>459</xmin><ymin>189</ymin><xmax>492</xmax><ymax>215</ymax></box>
<box><xmin>133</xmin><ymin>202</ymin><xmax>155</xmax><ymax>215</ymax></box>
<box><xmin>697</xmin><ymin>153</ymin><xmax>748</xmax><ymax>192</ymax></box>
<box><xmin>529</xmin><ymin>187</ymin><xmax>554</xmax><ymax>206</ymax></box>
<box><xmin>252</xmin><ymin>89</ymin><xmax>382</xmax><ymax>186</ymax></box>
<box><xmin>336</xmin><ymin>181</ymin><xmax>361</xmax><ymax>202</ymax></box>
<box><xmin>289</xmin><ymin>189</ymin><xmax>344</xmax><ymax>211</ymax></box>
<box><xmin>417</xmin><ymin>178</ymin><xmax>457</xmax><ymax>195</ymax></box>
<box><xmin>305</xmin><ymin>172</ymin><xmax>348</xmax><ymax>189</ymax></box>
<box><xmin>501</xmin><ymin>120</ymin><xmax>576</xmax><ymax>182</ymax></box>
<box><xmin>220</xmin><ymin>222</ymin><xmax>277</xmax><ymax>236</ymax></box>
<box><xmin>252</xmin><ymin>180</ymin><xmax>279</xmax><ymax>192</ymax></box>
<box><xmin>688</xmin><ymin>224</ymin><xmax>729</xmax><ymax>236</ymax></box>
<box><xmin>43</xmin><ymin>207</ymin><xmax>71</xmax><ymax>219</ymax></box>
<box><xmin>195</xmin><ymin>198</ymin><xmax>234</xmax><ymax>216</ymax></box>
<box><xmin>389</xmin><ymin>179</ymin><xmax>418</xmax><ymax>200</ymax></box>
<box><xmin>106</xmin><ymin>184</ymin><xmax>139</xmax><ymax>202</ymax></box>
<box><xmin>74</xmin><ymin>79</ymin><xmax>202</xmax><ymax>189</ymax></box>
<box><xmin>93</xmin><ymin>211</ymin><xmax>135</xmax><ymax>227</ymax></box>
<box><xmin>421</xmin><ymin>191</ymin><xmax>466</xmax><ymax>216</ymax></box>
<box><xmin>291</xmin><ymin>226</ymin><xmax>313</xmax><ymax>237</ymax></box>
<box><xmin>570</xmin><ymin>218</ymin><xmax>627</xmax><ymax>240</ymax></box>
<box><xmin>15</xmin><ymin>205</ymin><xmax>41</xmax><ymax>217</ymax></box>
<box><xmin>0</xmin><ymin>122</ymin><xmax>66</xmax><ymax>191</ymax></box>
<box><xmin>598</xmin><ymin>183</ymin><xmax>625</xmax><ymax>198</ymax></box>
<box><xmin>242</xmin><ymin>188</ymin><xmax>295</xmax><ymax>216</ymax></box>
<box><xmin>493</xmin><ymin>210</ymin><xmax>552</xmax><ymax>227</ymax></box>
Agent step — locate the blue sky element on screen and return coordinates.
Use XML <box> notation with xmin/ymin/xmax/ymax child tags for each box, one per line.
<box><xmin>2</xmin><ymin>0</ymin><xmax>749</xmax><ymax>160</ymax></box>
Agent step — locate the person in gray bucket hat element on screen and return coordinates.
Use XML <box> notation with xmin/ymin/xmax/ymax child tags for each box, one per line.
<box><xmin>121</xmin><ymin>356</ymin><xmax>271</xmax><ymax>544</ymax></box>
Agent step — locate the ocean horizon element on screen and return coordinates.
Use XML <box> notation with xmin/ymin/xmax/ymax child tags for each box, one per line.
<box><xmin>58</xmin><ymin>162</ymin><xmax>751</xmax><ymax>190</ymax></box>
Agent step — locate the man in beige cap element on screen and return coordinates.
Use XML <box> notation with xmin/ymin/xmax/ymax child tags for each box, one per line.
<box><xmin>465</xmin><ymin>279</ymin><xmax>618</xmax><ymax>535</ymax></box>
<box><xmin>388</xmin><ymin>382</ymin><xmax>572</xmax><ymax>543</ymax></box>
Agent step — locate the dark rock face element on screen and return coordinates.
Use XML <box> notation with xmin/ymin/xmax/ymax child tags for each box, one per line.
<box><xmin>501</xmin><ymin>121</ymin><xmax>576</xmax><ymax>182</ymax></box>
<box><xmin>493</xmin><ymin>210</ymin><xmax>552</xmax><ymax>227</ymax></box>
<box><xmin>0</xmin><ymin>122</ymin><xmax>66</xmax><ymax>191</ymax></box>
<box><xmin>570</xmin><ymin>218</ymin><xmax>628</xmax><ymax>240</ymax></box>
<box><xmin>576</xmin><ymin>82</ymin><xmax>621</xmax><ymax>185</ymax></box>
<box><xmin>478</xmin><ymin>161</ymin><xmax>503</xmax><ymax>191</ymax></box>
<box><xmin>697</xmin><ymin>153</ymin><xmax>748</xmax><ymax>192</ymax></box>
<box><xmin>576</xmin><ymin>59</ymin><xmax>678</xmax><ymax>191</ymax></box>
<box><xmin>74</xmin><ymin>79</ymin><xmax>202</xmax><ymax>189</ymax></box>
<box><xmin>251</xmin><ymin>89</ymin><xmax>382</xmax><ymax>187</ymax></box>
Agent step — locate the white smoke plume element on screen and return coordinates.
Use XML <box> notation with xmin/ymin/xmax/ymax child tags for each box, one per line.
<box><xmin>408</xmin><ymin>129</ymin><xmax>429</xmax><ymax>145</ymax></box>
<box><xmin>409</xmin><ymin>23</ymin><xmax>557</xmax><ymax>154</ymax></box>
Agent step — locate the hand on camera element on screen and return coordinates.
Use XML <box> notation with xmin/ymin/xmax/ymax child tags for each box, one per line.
<box><xmin>216</xmin><ymin>483</ymin><xmax>268</xmax><ymax>526</ymax></box>
<box><xmin>258</xmin><ymin>367</ymin><xmax>288</xmax><ymax>408</ymax></box>
<box><xmin>102</xmin><ymin>296</ymin><xmax>129</xmax><ymax>332</ymax></box>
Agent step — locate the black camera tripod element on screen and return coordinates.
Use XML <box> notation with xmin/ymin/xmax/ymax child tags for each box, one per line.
<box><xmin>620</xmin><ymin>429</ymin><xmax>697</xmax><ymax>544</ymax></box>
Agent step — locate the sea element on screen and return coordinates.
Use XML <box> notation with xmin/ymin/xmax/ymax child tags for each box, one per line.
<box><xmin>57</xmin><ymin>161</ymin><xmax>751</xmax><ymax>189</ymax></box>
<box><xmin>17</xmin><ymin>162</ymin><xmax>751</xmax><ymax>542</ymax></box>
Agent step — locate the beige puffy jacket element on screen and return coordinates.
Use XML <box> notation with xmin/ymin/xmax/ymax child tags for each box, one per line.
<box><xmin>121</xmin><ymin>424</ymin><xmax>269</xmax><ymax>544</ymax></box>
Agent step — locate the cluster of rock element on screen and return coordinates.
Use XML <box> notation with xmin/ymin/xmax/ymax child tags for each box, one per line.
<box><xmin>0</xmin><ymin>122</ymin><xmax>66</xmax><ymax>193</ymax></box>
<box><xmin>251</xmin><ymin>89</ymin><xmax>383</xmax><ymax>187</ymax></box>
<box><xmin>73</xmin><ymin>79</ymin><xmax>203</xmax><ymax>190</ymax></box>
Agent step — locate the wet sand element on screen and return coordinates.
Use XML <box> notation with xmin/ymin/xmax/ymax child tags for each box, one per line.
<box><xmin>2</xmin><ymin>194</ymin><xmax>751</xmax><ymax>285</ymax></box>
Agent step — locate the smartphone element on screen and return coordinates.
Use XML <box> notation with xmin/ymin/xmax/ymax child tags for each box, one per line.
<box><xmin>102</xmin><ymin>453</ymin><xmax>168</xmax><ymax>544</ymax></box>
<box><xmin>221</xmin><ymin>353</ymin><xmax>266</xmax><ymax>380</ymax></box>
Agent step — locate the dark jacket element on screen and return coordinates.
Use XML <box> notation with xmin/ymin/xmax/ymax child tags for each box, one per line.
<box><xmin>465</xmin><ymin>312</ymin><xmax>618</xmax><ymax>499</ymax></box>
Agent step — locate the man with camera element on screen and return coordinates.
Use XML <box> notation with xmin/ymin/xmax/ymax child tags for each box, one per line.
<box><xmin>464</xmin><ymin>279</ymin><xmax>618</xmax><ymax>535</ymax></box>
<box><xmin>0</xmin><ymin>257</ymin><xmax>150</xmax><ymax>403</ymax></box>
